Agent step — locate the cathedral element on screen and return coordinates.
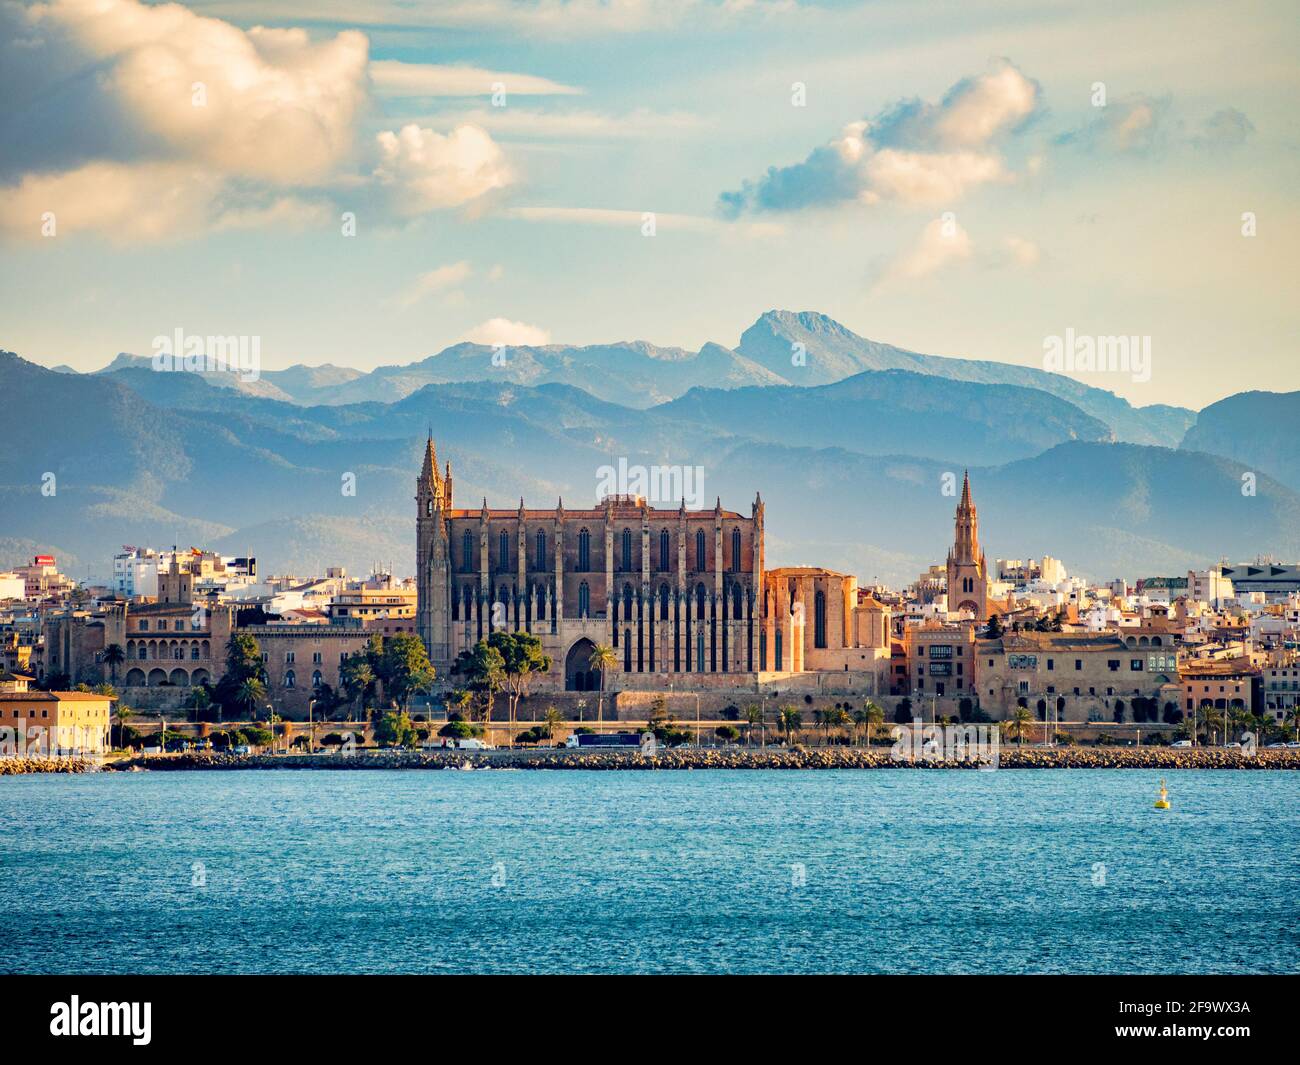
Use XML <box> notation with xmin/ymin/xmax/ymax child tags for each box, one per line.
<box><xmin>414</xmin><ymin>436</ymin><xmax>893</xmax><ymax>694</ymax></box>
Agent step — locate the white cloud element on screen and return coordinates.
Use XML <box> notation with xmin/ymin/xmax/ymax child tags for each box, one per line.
<box><xmin>370</xmin><ymin>60</ymin><xmax>581</xmax><ymax>97</ymax></box>
<box><xmin>391</xmin><ymin>262</ymin><xmax>474</xmax><ymax>308</ymax></box>
<box><xmin>464</xmin><ymin>318</ymin><xmax>551</xmax><ymax>346</ymax></box>
<box><xmin>507</xmin><ymin>205</ymin><xmax>783</xmax><ymax>237</ymax></box>
<box><xmin>720</xmin><ymin>59</ymin><xmax>1039</xmax><ymax>215</ymax></box>
<box><xmin>876</xmin><ymin>216</ymin><xmax>972</xmax><ymax>287</ymax></box>
<box><xmin>1001</xmin><ymin>236</ymin><xmax>1041</xmax><ymax>268</ymax></box>
<box><xmin>0</xmin><ymin>0</ymin><xmax>515</xmax><ymax>240</ymax></box>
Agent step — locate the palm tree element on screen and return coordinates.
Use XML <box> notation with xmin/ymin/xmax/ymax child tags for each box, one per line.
<box><xmin>813</xmin><ymin>708</ymin><xmax>828</xmax><ymax>744</ymax></box>
<box><xmin>777</xmin><ymin>706</ymin><xmax>802</xmax><ymax>746</ymax></box>
<box><xmin>588</xmin><ymin>644</ymin><xmax>616</xmax><ymax>727</ymax></box>
<box><xmin>826</xmin><ymin>706</ymin><xmax>849</xmax><ymax>745</ymax></box>
<box><xmin>543</xmin><ymin>707</ymin><xmax>564</xmax><ymax>743</ymax></box>
<box><xmin>744</xmin><ymin>704</ymin><xmax>763</xmax><ymax>747</ymax></box>
<box><xmin>234</xmin><ymin>677</ymin><xmax>266</xmax><ymax>720</ymax></box>
<box><xmin>1006</xmin><ymin>706</ymin><xmax>1033</xmax><ymax>747</ymax></box>
<box><xmin>103</xmin><ymin>643</ymin><xmax>125</xmax><ymax>684</ymax></box>
<box><xmin>186</xmin><ymin>686</ymin><xmax>211</xmax><ymax>723</ymax></box>
<box><xmin>1286</xmin><ymin>706</ymin><xmax>1300</xmax><ymax>743</ymax></box>
<box><xmin>113</xmin><ymin>703</ymin><xmax>134</xmax><ymax>750</ymax></box>
<box><xmin>861</xmin><ymin>701</ymin><xmax>885</xmax><ymax>748</ymax></box>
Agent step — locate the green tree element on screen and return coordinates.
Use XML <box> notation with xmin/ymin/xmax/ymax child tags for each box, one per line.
<box><xmin>715</xmin><ymin>725</ymin><xmax>740</xmax><ymax>744</ymax></box>
<box><xmin>986</xmin><ymin>614</ymin><xmax>1004</xmax><ymax>639</ymax></box>
<box><xmin>855</xmin><ymin>701</ymin><xmax>885</xmax><ymax>747</ymax></box>
<box><xmin>588</xmin><ymin>644</ymin><xmax>617</xmax><ymax>725</ymax></box>
<box><xmin>744</xmin><ymin>704</ymin><xmax>764</xmax><ymax>747</ymax></box>
<box><xmin>374</xmin><ymin>710</ymin><xmax>418</xmax><ymax>748</ymax></box>
<box><xmin>453</xmin><ymin>641</ymin><xmax>506</xmax><ymax>727</ymax></box>
<box><xmin>378</xmin><ymin>633</ymin><xmax>436</xmax><ymax>712</ymax></box>
<box><xmin>1286</xmin><ymin>706</ymin><xmax>1300</xmax><ymax>743</ymax></box>
<box><xmin>340</xmin><ymin>656</ymin><xmax>375</xmax><ymax>719</ymax></box>
<box><xmin>234</xmin><ymin>677</ymin><xmax>267</xmax><ymax>720</ymax></box>
<box><xmin>185</xmin><ymin>685</ymin><xmax>211</xmax><ymax>723</ymax></box>
<box><xmin>542</xmin><ymin>706</ymin><xmax>564</xmax><ymax>742</ymax></box>
<box><xmin>1005</xmin><ymin>706</ymin><xmax>1034</xmax><ymax>747</ymax></box>
<box><xmin>103</xmin><ymin>643</ymin><xmax>125</xmax><ymax>684</ymax></box>
<box><xmin>487</xmin><ymin>631</ymin><xmax>552</xmax><ymax>738</ymax></box>
<box><xmin>777</xmin><ymin>706</ymin><xmax>802</xmax><ymax>745</ymax></box>
<box><xmin>113</xmin><ymin>703</ymin><xmax>134</xmax><ymax>750</ymax></box>
<box><xmin>214</xmin><ymin>633</ymin><xmax>266</xmax><ymax>718</ymax></box>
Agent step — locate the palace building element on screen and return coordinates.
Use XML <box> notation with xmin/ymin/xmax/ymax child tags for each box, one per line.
<box><xmin>414</xmin><ymin>436</ymin><xmax>892</xmax><ymax>694</ymax></box>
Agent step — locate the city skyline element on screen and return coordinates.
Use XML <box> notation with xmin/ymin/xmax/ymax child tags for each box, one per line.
<box><xmin>1</xmin><ymin>0</ymin><xmax>1296</xmax><ymax>409</ymax></box>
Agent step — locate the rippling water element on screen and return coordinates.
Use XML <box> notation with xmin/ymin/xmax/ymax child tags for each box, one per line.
<box><xmin>1</xmin><ymin>769</ymin><xmax>1296</xmax><ymax>974</ymax></box>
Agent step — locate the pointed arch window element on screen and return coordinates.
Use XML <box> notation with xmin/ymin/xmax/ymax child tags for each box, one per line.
<box><xmin>578</xmin><ymin>581</ymin><xmax>590</xmax><ymax>617</ymax></box>
<box><xmin>695</xmin><ymin>530</ymin><xmax>706</xmax><ymax>570</ymax></box>
<box><xmin>731</xmin><ymin>527</ymin><xmax>742</xmax><ymax>571</ymax></box>
<box><xmin>659</xmin><ymin>529</ymin><xmax>671</xmax><ymax>570</ymax></box>
<box><xmin>577</xmin><ymin>528</ymin><xmax>591</xmax><ymax>572</ymax></box>
<box><xmin>462</xmin><ymin>531</ymin><xmax>474</xmax><ymax>572</ymax></box>
<box><xmin>621</xmin><ymin>528</ymin><xmax>633</xmax><ymax>571</ymax></box>
<box><xmin>535</xmin><ymin>529</ymin><xmax>547</xmax><ymax>570</ymax></box>
<box><xmin>498</xmin><ymin>530</ymin><xmax>509</xmax><ymax>571</ymax></box>
<box><xmin>814</xmin><ymin>589</ymin><xmax>827</xmax><ymax>649</ymax></box>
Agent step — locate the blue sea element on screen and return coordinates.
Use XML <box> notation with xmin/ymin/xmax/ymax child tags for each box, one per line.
<box><xmin>1</xmin><ymin>769</ymin><xmax>1296</xmax><ymax>974</ymax></box>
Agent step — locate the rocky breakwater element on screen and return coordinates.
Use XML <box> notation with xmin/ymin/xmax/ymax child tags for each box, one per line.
<box><xmin>107</xmin><ymin>746</ymin><xmax>1300</xmax><ymax>771</ymax></box>
<box><xmin>0</xmin><ymin>757</ymin><xmax>98</xmax><ymax>775</ymax></box>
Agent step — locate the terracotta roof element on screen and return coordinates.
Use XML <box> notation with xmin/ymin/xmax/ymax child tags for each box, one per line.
<box><xmin>0</xmin><ymin>691</ymin><xmax>112</xmax><ymax>701</ymax></box>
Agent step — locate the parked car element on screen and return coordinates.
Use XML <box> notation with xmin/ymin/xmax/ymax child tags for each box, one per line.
<box><xmin>1171</xmin><ymin>739</ymin><xmax>1193</xmax><ymax>748</ymax></box>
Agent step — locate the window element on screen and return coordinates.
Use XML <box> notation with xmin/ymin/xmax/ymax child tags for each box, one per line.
<box><xmin>498</xmin><ymin>530</ymin><xmax>509</xmax><ymax>571</ymax></box>
<box><xmin>1046</xmin><ymin>659</ymin><xmax>1054</xmax><ymax>671</ymax></box>
<box><xmin>621</xmin><ymin>528</ymin><xmax>632</xmax><ymax>571</ymax></box>
<box><xmin>311</xmin><ymin>670</ymin><xmax>323</xmax><ymax>688</ymax></box>
<box><xmin>659</xmin><ymin>529</ymin><xmax>671</xmax><ymax>570</ymax></box>
<box><xmin>313</xmin><ymin>652</ymin><xmax>322</xmax><ymax>664</ymax></box>
<box><xmin>578</xmin><ymin>581</ymin><xmax>590</xmax><ymax>617</ymax></box>
<box><xmin>139</xmin><ymin>620</ymin><xmax>149</xmax><ymax>631</ymax></box>
<box><xmin>814</xmin><ymin>590</ymin><xmax>827</xmax><ymax>649</ymax></box>
<box><xmin>1130</xmin><ymin>659</ymin><xmax>1143</xmax><ymax>671</ymax></box>
<box><xmin>284</xmin><ymin>670</ymin><xmax>296</xmax><ymax>688</ymax></box>
<box><xmin>577</xmin><ymin>529</ymin><xmax>590</xmax><ymax>572</ymax></box>
<box><xmin>1075</xmin><ymin>660</ymin><xmax>1083</xmax><ymax>670</ymax></box>
<box><xmin>285</xmin><ymin>651</ymin><xmax>295</xmax><ymax>664</ymax></box>
<box><xmin>695</xmin><ymin>530</ymin><xmax>706</xmax><ymax>570</ymax></box>
<box><xmin>731</xmin><ymin>528</ymin><xmax>742</xmax><ymax>571</ymax></box>
<box><xmin>463</xmin><ymin>531</ymin><xmax>474</xmax><ymax>572</ymax></box>
<box><xmin>535</xmin><ymin>530</ymin><xmax>546</xmax><ymax>570</ymax></box>
<box><xmin>1107</xmin><ymin>660</ymin><xmax>1120</xmax><ymax>671</ymax></box>
<box><xmin>660</xmin><ymin>584</ymin><xmax>671</xmax><ymax>620</ymax></box>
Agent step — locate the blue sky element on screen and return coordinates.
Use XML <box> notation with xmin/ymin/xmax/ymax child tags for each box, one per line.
<box><xmin>1</xmin><ymin>0</ymin><xmax>1296</xmax><ymax>409</ymax></box>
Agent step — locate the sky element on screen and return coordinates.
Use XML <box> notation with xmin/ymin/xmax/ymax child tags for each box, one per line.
<box><xmin>0</xmin><ymin>0</ymin><xmax>1296</xmax><ymax>410</ymax></box>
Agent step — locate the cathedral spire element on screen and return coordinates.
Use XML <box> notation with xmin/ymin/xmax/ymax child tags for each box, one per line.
<box><xmin>419</xmin><ymin>433</ymin><xmax>438</xmax><ymax>485</ymax></box>
<box><xmin>960</xmin><ymin>469</ymin><xmax>972</xmax><ymax>509</ymax></box>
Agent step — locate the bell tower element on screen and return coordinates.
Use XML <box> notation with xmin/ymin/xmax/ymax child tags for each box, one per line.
<box><xmin>946</xmin><ymin>470</ymin><xmax>989</xmax><ymax>620</ymax></box>
<box><xmin>416</xmin><ymin>433</ymin><xmax>452</xmax><ymax>671</ymax></box>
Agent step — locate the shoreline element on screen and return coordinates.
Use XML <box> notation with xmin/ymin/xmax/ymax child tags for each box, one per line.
<box><xmin>94</xmin><ymin>746</ymin><xmax>1300</xmax><ymax>772</ymax></box>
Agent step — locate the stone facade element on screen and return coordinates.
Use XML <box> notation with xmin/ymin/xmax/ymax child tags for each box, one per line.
<box><xmin>414</xmin><ymin>436</ymin><xmax>891</xmax><ymax>694</ymax></box>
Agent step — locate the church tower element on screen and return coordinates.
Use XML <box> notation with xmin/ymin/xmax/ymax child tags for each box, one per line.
<box><xmin>946</xmin><ymin>471</ymin><xmax>989</xmax><ymax>620</ymax></box>
<box><xmin>416</xmin><ymin>434</ymin><xmax>453</xmax><ymax>670</ymax></box>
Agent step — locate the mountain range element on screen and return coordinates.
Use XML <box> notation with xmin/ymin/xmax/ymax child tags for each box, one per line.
<box><xmin>4</xmin><ymin>311</ymin><xmax>1295</xmax><ymax>587</ymax></box>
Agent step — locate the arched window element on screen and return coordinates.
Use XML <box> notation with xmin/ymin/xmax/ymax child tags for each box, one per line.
<box><xmin>285</xmin><ymin>669</ymin><xmax>296</xmax><ymax>688</ymax></box>
<box><xmin>462</xmin><ymin>531</ymin><xmax>474</xmax><ymax>572</ymax></box>
<box><xmin>578</xmin><ymin>581</ymin><xmax>590</xmax><ymax>617</ymax></box>
<box><xmin>311</xmin><ymin>670</ymin><xmax>323</xmax><ymax>688</ymax></box>
<box><xmin>814</xmin><ymin>589</ymin><xmax>827</xmax><ymax>649</ymax></box>
<box><xmin>621</xmin><ymin>528</ymin><xmax>632</xmax><ymax>571</ymax></box>
<box><xmin>535</xmin><ymin>529</ymin><xmax>546</xmax><ymax>570</ymax></box>
<box><xmin>623</xmin><ymin>584</ymin><xmax>634</xmax><ymax>622</ymax></box>
<box><xmin>696</xmin><ymin>583</ymin><xmax>707</xmax><ymax>616</ymax></box>
<box><xmin>731</xmin><ymin>528</ymin><xmax>742</xmax><ymax>571</ymax></box>
<box><xmin>660</xmin><ymin>584</ymin><xmax>671</xmax><ymax>620</ymax></box>
<box><xmin>659</xmin><ymin>529</ymin><xmax>671</xmax><ymax>570</ymax></box>
<box><xmin>732</xmin><ymin>583</ymin><xmax>743</xmax><ymax>619</ymax></box>
<box><xmin>498</xmin><ymin>530</ymin><xmax>509</xmax><ymax>571</ymax></box>
<box><xmin>695</xmin><ymin>530</ymin><xmax>706</xmax><ymax>570</ymax></box>
<box><xmin>577</xmin><ymin>528</ymin><xmax>590</xmax><ymax>572</ymax></box>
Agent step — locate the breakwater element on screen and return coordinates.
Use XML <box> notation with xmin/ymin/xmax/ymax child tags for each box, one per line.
<box><xmin>0</xmin><ymin>757</ymin><xmax>98</xmax><ymax>775</ymax></box>
<box><xmin>108</xmin><ymin>746</ymin><xmax>1300</xmax><ymax>771</ymax></box>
